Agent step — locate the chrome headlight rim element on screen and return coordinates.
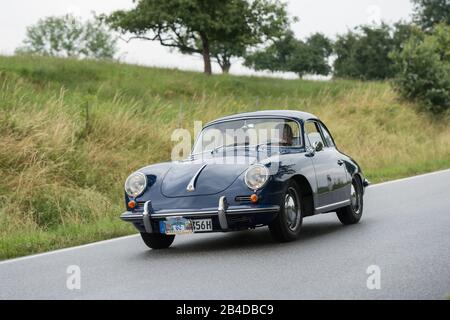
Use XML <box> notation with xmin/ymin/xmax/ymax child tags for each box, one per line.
<box><xmin>124</xmin><ymin>172</ymin><xmax>147</xmax><ymax>198</ymax></box>
<box><xmin>244</xmin><ymin>164</ymin><xmax>270</xmax><ymax>191</ymax></box>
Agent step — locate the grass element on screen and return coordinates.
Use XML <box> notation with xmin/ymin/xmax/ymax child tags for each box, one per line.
<box><xmin>0</xmin><ymin>55</ymin><xmax>449</xmax><ymax>260</ymax></box>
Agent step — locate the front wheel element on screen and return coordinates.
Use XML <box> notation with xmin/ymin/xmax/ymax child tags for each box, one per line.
<box><xmin>269</xmin><ymin>180</ymin><xmax>303</xmax><ymax>242</ymax></box>
<box><xmin>140</xmin><ymin>232</ymin><xmax>175</xmax><ymax>249</ymax></box>
<box><xmin>336</xmin><ymin>178</ymin><xmax>364</xmax><ymax>225</ymax></box>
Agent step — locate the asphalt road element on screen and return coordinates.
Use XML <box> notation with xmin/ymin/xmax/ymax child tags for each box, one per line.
<box><xmin>1</xmin><ymin>170</ymin><xmax>449</xmax><ymax>300</ymax></box>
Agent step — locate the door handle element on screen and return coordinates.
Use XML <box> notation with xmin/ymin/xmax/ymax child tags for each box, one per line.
<box><xmin>337</xmin><ymin>160</ymin><xmax>344</xmax><ymax>166</ymax></box>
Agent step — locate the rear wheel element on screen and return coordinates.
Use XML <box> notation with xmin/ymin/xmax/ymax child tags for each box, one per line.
<box><xmin>336</xmin><ymin>178</ymin><xmax>363</xmax><ymax>225</ymax></box>
<box><xmin>140</xmin><ymin>233</ymin><xmax>175</xmax><ymax>249</ymax></box>
<box><xmin>269</xmin><ymin>180</ymin><xmax>303</xmax><ymax>242</ymax></box>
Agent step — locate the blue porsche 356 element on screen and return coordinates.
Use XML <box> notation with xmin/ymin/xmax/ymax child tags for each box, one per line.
<box><xmin>121</xmin><ymin>110</ymin><xmax>369</xmax><ymax>249</ymax></box>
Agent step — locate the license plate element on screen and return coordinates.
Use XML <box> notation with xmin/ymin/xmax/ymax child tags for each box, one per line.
<box><xmin>159</xmin><ymin>217</ymin><xmax>193</xmax><ymax>235</ymax></box>
<box><xmin>192</xmin><ymin>219</ymin><xmax>213</xmax><ymax>233</ymax></box>
<box><xmin>159</xmin><ymin>218</ymin><xmax>213</xmax><ymax>235</ymax></box>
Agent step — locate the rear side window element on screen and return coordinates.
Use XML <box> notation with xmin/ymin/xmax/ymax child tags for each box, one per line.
<box><xmin>305</xmin><ymin>121</ymin><xmax>325</xmax><ymax>147</ymax></box>
<box><xmin>319</xmin><ymin>123</ymin><xmax>335</xmax><ymax>148</ymax></box>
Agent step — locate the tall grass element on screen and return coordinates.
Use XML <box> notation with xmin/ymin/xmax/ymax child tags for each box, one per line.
<box><xmin>0</xmin><ymin>55</ymin><xmax>449</xmax><ymax>259</ymax></box>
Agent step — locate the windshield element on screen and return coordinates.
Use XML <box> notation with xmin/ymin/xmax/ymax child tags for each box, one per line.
<box><xmin>192</xmin><ymin>118</ymin><xmax>302</xmax><ymax>155</ymax></box>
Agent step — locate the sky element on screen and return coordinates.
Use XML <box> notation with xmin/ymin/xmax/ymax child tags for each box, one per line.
<box><xmin>0</xmin><ymin>0</ymin><xmax>414</xmax><ymax>77</ymax></box>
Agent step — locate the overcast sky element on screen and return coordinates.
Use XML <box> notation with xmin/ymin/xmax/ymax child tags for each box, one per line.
<box><xmin>0</xmin><ymin>0</ymin><xmax>414</xmax><ymax>76</ymax></box>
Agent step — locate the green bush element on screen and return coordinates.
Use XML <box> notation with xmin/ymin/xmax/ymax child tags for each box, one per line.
<box><xmin>391</xmin><ymin>24</ymin><xmax>450</xmax><ymax>114</ymax></box>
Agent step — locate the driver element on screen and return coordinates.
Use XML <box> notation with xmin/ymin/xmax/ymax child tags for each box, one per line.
<box><xmin>275</xmin><ymin>123</ymin><xmax>294</xmax><ymax>146</ymax></box>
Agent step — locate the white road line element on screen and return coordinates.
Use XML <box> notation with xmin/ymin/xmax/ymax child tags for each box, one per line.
<box><xmin>1</xmin><ymin>168</ymin><xmax>449</xmax><ymax>265</ymax></box>
<box><xmin>369</xmin><ymin>168</ymin><xmax>450</xmax><ymax>188</ymax></box>
<box><xmin>0</xmin><ymin>234</ymin><xmax>139</xmax><ymax>265</ymax></box>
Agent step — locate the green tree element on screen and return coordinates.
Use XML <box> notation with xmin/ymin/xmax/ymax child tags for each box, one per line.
<box><xmin>16</xmin><ymin>14</ymin><xmax>118</xmax><ymax>59</ymax></box>
<box><xmin>391</xmin><ymin>24</ymin><xmax>449</xmax><ymax>114</ymax></box>
<box><xmin>392</xmin><ymin>21</ymin><xmax>424</xmax><ymax>51</ymax></box>
<box><xmin>107</xmin><ymin>0</ymin><xmax>290</xmax><ymax>75</ymax></box>
<box><xmin>209</xmin><ymin>0</ymin><xmax>291</xmax><ymax>74</ymax></box>
<box><xmin>412</xmin><ymin>0</ymin><xmax>450</xmax><ymax>31</ymax></box>
<box><xmin>333</xmin><ymin>24</ymin><xmax>396</xmax><ymax>80</ymax></box>
<box><xmin>244</xmin><ymin>31</ymin><xmax>333</xmax><ymax>78</ymax></box>
<box><xmin>304</xmin><ymin>33</ymin><xmax>334</xmax><ymax>75</ymax></box>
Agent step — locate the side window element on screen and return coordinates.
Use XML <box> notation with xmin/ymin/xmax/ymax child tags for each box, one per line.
<box><xmin>305</xmin><ymin>121</ymin><xmax>325</xmax><ymax>148</ymax></box>
<box><xmin>319</xmin><ymin>123</ymin><xmax>335</xmax><ymax>148</ymax></box>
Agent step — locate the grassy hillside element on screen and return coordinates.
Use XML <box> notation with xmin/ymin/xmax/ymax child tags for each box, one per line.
<box><xmin>0</xmin><ymin>55</ymin><xmax>449</xmax><ymax>260</ymax></box>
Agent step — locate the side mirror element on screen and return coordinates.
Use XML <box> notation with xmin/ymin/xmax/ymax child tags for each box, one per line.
<box><xmin>313</xmin><ymin>141</ymin><xmax>324</xmax><ymax>152</ymax></box>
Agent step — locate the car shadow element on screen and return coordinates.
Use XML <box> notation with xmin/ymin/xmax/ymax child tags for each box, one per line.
<box><xmin>138</xmin><ymin>220</ymin><xmax>348</xmax><ymax>259</ymax></box>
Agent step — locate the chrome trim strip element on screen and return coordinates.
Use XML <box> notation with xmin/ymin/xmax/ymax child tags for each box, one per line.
<box><xmin>228</xmin><ymin>207</ymin><xmax>279</xmax><ymax>214</ymax></box>
<box><xmin>121</xmin><ymin>206</ymin><xmax>280</xmax><ymax>220</ymax></box>
<box><xmin>121</xmin><ymin>213</ymin><xmax>141</xmax><ymax>218</ymax></box>
<box><xmin>152</xmin><ymin>207</ymin><xmax>280</xmax><ymax>218</ymax></box>
<box><xmin>186</xmin><ymin>164</ymin><xmax>207</xmax><ymax>192</ymax></box>
<box><xmin>315</xmin><ymin>200</ymin><xmax>350</xmax><ymax>212</ymax></box>
<box><xmin>218</xmin><ymin>196</ymin><xmax>229</xmax><ymax>230</ymax></box>
<box><xmin>142</xmin><ymin>201</ymin><xmax>153</xmax><ymax>233</ymax></box>
<box><xmin>153</xmin><ymin>211</ymin><xmax>217</xmax><ymax>218</ymax></box>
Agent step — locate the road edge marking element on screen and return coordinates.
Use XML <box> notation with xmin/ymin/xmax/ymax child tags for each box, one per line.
<box><xmin>369</xmin><ymin>168</ymin><xmax>450</xmax><ymax>188</ymax></box>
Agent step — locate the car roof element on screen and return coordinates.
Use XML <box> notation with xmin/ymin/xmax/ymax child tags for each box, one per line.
<box><xmin>206</xmin><ymin>110</ymin><xmax>318</xmax><ymax>126</ymax></box>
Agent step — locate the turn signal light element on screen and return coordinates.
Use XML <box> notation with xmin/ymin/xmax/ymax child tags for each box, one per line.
<box><xmin>128</xmin><ymin>200</ymin><xmax>137</xmax><ymax>209</ymax></box>
<box><xmin>250</xmin><ymin>194</ymin><xmax>259</xmax><ymax>203</ymax></box>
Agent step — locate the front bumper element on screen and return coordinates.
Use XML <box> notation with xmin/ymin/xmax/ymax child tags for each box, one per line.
<box><xmin>121</xmin><ymin>197</ymin><xmax>280</xmax><ymax>233</ymax></box>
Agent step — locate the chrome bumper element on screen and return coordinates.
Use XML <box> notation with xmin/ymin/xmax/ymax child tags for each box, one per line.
<box><xmin>120</xmin><ymin>198</ymin><xmax>280</xmax><ymax>233</ymax></box>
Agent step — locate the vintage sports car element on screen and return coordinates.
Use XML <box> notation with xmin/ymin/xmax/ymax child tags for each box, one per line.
<box><xmin>121</xmin><ymin>110</ymin><xmax>369</xmax><ymax>249</ymax></box>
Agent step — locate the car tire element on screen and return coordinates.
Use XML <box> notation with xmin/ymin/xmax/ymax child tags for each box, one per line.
<box><xmin>336</xmin><ymin>177</ymin><xmax>363</xmax><ymax>225</ymax></box>
<box><xmin>140</xmin><ymin>232</ymin><xmax>175</xmax><ymax>249</ymax></box>
<box><xmin>269</xmin><ymin>180</ymin><xmax>303</xmax><ymax>242</ymax></box>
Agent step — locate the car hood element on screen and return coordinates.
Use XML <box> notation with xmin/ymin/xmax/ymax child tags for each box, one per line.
<box><xmin>161</xmin><ymin>156</ymin><xmax>256</xmax><ymax>197</ymax></box>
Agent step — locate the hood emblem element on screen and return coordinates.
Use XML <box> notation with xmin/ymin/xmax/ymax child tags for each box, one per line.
<box><xmin>186</xmin><ymin>164</ymin><xmax>207</xmax><ymax>192</ymax></box>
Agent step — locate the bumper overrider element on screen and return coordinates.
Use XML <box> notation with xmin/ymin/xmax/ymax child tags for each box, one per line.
<box><xmin>120</xmin><ymin>196</ymin><xmax>280</xmax><ymax>233</ymax></box>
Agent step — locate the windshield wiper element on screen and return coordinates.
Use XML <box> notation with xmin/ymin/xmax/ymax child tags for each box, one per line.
<box><xmin>211</xmin><ymin>143</ymin><xmax>247</xmax><ymax>154</ymax></box>
<box><xmin>189</xmin><ymin>144</ymin><xmax>237</xmax><ymax>158</ymax></box>
<box><xmin>255</xmin><ymin>141</ymin><xmax>278</xmax><ymax>151</ymax></box>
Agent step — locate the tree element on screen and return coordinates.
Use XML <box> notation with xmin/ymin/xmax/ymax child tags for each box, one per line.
<box><xmin>244</xmin><ymin>31</ymin><xmax>333</xmax><ymax>78</ymax></box>
<box><xmin>304</xmin><ymin>33</ymin><xmax>334</xmax><ymax>75</ymax></box>
<box><xmin>16</xmin><ymin>14</ymin><xmax>118</xmax><ymax>60</ymax></box>
<box><xmin>412</xmin><ymin>0</ymin><xmax>450</xmax><ymax>31</ymax></box>
<box><xmin>334</xmin><ymin>24</ymin><xmax>397</xmax><ymax>80</ymax></box>
<box><xmin>332</xmin><ymin>22</ymin><xmax>428</xmax><ymax>80</ymax></box>
<box><xmin>209</xmin><ymin>0</ymin><xmax>291</xmax><ymax>74</ymax></box>
<box><xmin>391</xmin><ymin>23</ymin><xmax>449</xmax><ymax>114</ymax></box>
<box><xmin>392</xmin><ymin>21</ymin><xmax>424</xmax><ymax>51</ymax></box>
<box><xmin>107</xmin><ymin>0</ymin><xmax>290</xmax><ymax>75</ymax></box>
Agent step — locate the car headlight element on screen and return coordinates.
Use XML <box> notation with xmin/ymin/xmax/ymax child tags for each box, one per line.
<box><xmin>125</xmin><ymin>172</ymin><xmax>147</xmax><ymax>198</ymax></box>
<box><xmin>244</xmin><ymin>164</ymin><xmax>270</xmax><ymax>191</ymax></box>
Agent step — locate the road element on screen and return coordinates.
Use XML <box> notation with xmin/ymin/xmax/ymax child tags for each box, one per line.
<box><xmin>1</xmin><ymin>170</ymin><xmax>449</xmax><ymax>300</ymax></box>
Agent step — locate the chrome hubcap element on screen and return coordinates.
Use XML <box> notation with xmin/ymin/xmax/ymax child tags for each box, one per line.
<box><xmin>285</xmin><ymin>187</ymin><xmax>301</xmax><ymax>231</ymax></box>
<box><xmin>350</xmin><ymin>183</ymin><xmax>361</xmax><ymax>214</ymax></box>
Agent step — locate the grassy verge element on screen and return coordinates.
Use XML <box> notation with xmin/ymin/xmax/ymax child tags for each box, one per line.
<box><xmin>0</xmin><ymin>217</ymin><xmax>135</xmax><ymax>259</ymax></box>
<box><xmin>0</xmin><ymin>55</ymin><xmax>449</xmax><ymax>260</ymax></box>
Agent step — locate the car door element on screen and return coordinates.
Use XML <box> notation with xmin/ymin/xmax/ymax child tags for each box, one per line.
<box><xmin>317</xmin><ymin>122</ymin><xmax>351</xmax><ymax>204</ymax></box>
<box><xmin>304</xmin><ymin>121</ymin><xmax>349</xmax><ymax>209</ymax></box>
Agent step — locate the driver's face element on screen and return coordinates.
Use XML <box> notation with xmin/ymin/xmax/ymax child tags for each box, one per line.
<box><xmin>279</xmin><ymin>127</ymin><xmax>293</xmax><ymax>146</ymax></box>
